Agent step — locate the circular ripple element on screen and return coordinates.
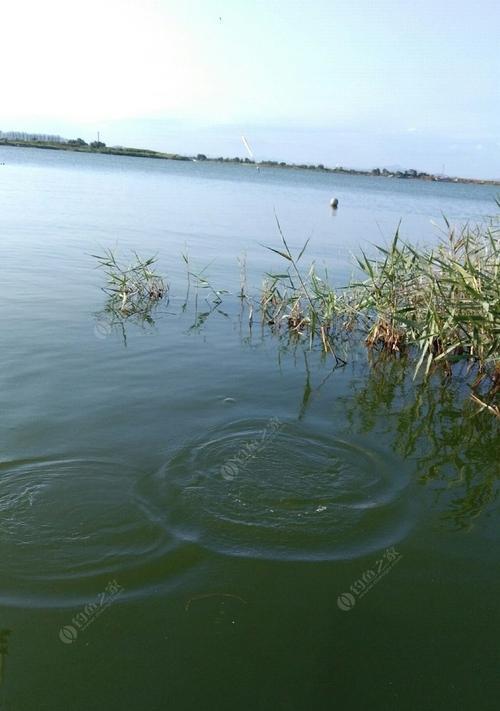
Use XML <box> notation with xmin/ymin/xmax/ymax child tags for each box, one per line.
<box><xmin>0</xmin><ymin>458</ymin><xmax>196</xmax><ymax>607</ymax></box>
<box><xmin>155</xmin><ymin>420</ymin><xmax>415</xmax><ymax>561</ymax></box>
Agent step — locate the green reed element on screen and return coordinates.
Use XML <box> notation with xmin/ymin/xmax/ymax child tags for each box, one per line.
<box><xmin>93</xmin><ymin>248</ymin><xmax>167</xmax><ymax>313</ymax></box>
<box><xmin>92</xmin><ymin>250</ymin><xmax>168</xmax><ymax>345</ymax></box>
<box><xmin>352</xmin><ymin>215</ymin><xmax>499</xmax><ymax>408</ymax></box>
<box><xmin>91</xmin><ymin>211</ymin><xmax>499</xmax><ymax>414</ymax></box>
<box><xmin>259</xmin><ymin>210</ymin><xmax>499</xmax><ymax>412</ymax></box>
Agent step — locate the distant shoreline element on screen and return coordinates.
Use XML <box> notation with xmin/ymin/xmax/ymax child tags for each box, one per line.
<box><xmin>1</xmin><ymin>138</ymin><xmax>499</xmax><ymax>187</ymax></box>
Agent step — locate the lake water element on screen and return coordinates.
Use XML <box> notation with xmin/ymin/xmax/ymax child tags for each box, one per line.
<box><xmin>0</xmin><ymin>147</ymin><xmax>498</xmax><ymax>710</ymax></box>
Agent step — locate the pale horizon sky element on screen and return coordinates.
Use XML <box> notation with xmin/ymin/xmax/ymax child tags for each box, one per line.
<box><xmin>1</xmin><ymin>0</ymin><xmax>499</xmax><ymax>178</ymax></box>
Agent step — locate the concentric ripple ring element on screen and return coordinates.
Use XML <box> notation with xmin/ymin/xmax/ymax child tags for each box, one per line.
<box><xmin>0</xmin><ymin>457</ymin><xmax>194</xmax><ymax>607</ymax></box>
<box><xmin>155</xmin><ymin>419</ymin><xmax>416</xmax><ymax>561</ymax></box>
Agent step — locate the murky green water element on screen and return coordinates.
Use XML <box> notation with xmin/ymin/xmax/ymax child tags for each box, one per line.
<box><xmin>0</xmin><ymin>148</ymin><xmax>498</xmax><ymax>710</ymax></box>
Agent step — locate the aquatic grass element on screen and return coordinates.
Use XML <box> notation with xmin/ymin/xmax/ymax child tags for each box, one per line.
<box><xmin>93</xmin><ymin>249</ymin><xmax>167</xmax><ymax>312</ymax></box>
<box><xmin>180</xmin><ymin>249</ymin><xmax>228</xmax><ymax>307</ymax></box>
<box><xmin>93</xmin><ymin>250</ymin><xmax>168</xmax><ymax>344</ymax></box>
<box><xmin>179</xmin><ymin>249</ymin><xmax>230</xmax><ymax>331</ymax></box>
<box><xmin>90</xmin><ymin>211</ymin><xmax>499</xmax><ymax>414</ymax></box>
<box><xmin>353</xmin><ymin>217</ymin><xmax>499</xmax><ymax>392</ymax></box>
<box><xmin>257</xmin><ymin>210</ymin><xmax>499</xmax><ymax>412</ymax></box>
<box><xmin>261</xmin><ymin>215</ymin><xmax>351</xmax><ymax>365</ymax></box>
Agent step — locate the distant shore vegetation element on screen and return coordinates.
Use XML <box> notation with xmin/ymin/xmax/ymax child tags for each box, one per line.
<box><xmin>0</xmin><ymin>131</ymin><xmax>498</xmax><ymax>186</ymax></box>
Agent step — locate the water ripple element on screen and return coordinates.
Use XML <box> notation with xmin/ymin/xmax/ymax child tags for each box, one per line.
<box><xmin>0</xmin><ymin>457</ymin><xmax>199</xmax><ymax>607</ymax></box>
<box><xmin>154</xmin><ymin>420</ymin><xmax>416</xmax><ymax>561</ymax></box>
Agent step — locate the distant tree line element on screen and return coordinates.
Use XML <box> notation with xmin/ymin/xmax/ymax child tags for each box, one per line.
<box><xmin>0</xmin><ymin>131</ymin><xmax>67</xmax><ymax>143</ymax></box>
<box><xmin>0</xmin><ymin>132</ymin><xmax>109</xmax><ymax>150</ymax></box>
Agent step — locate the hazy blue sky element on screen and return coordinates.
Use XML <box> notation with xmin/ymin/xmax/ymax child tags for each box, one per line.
<box><xmin>1</xmin><ymin>0</ymin><xmax>499</xmax><ymax>178</ymax></box>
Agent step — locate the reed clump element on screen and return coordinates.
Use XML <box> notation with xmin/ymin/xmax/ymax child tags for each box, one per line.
<box><xmin>358</xmin><ymin>221</ymin><xmax>500</xmax><ymax>375</ymax></box>
<box><xmin>93</xmin><ymin>250</ymin><xmax>168</xmax><ymax>344</ymax></box>
<box><xmin>353</xmin><ymin>216</ymin><xmax>499</xmax><ymax>398</ymax></box>
<box><xmin>260</xmin><ymin>216</ymin><xmax>360</xmax><ymax>365</ymax></box>
<box><xmin>259</xmin><ymin>212</ymin><xmax>499</xmax><ymax>412</ymax></box>
<box><xmin>93</xmin><ymin>249</ymin><xmax>167</xmax><ymax>314</ymax></box>
<box><xmin>90</xmin><ymin>212</ymin><xmax>498</xmax><ymax>414</ymax></box>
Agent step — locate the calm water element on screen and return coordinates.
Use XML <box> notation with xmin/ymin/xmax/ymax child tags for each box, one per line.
<box><xmin>0</xmin><ymin>147</ymin><xmax>498</xmax><ymax>710</ymax></box>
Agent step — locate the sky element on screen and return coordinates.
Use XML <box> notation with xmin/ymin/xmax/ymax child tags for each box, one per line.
<box><xmin>1</xmin><ymin>0</ymin><xmax>499</xmax><ymax>178</ymax></box>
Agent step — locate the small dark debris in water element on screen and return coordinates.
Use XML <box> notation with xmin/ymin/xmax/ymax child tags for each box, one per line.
<box><xmin>148</xmin><ymin>286</ymin><xmax>165</xmax><ymax>300</ymax></box>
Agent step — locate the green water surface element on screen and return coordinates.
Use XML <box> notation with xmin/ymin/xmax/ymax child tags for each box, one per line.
<box><xmin>0</xmin><ymin>148</ymin><xmax>498</xmax><ymax>710</ymax></box>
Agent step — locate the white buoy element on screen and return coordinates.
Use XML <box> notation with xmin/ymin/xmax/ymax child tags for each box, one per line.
<box><xmin>330</xmin><ymin>198</ymin><xmax>339</xmax><ymax>209</ymax></box>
